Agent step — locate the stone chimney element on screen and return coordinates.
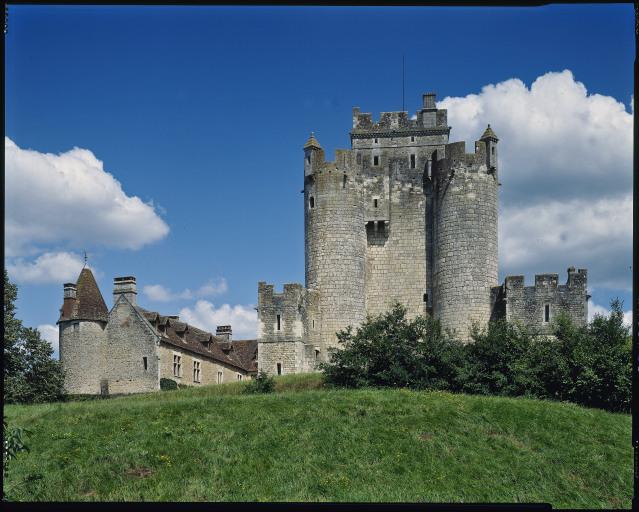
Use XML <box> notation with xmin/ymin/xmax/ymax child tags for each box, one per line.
<box><xmin>422</xmin><ymin>92</ymin><xmax>436</xmax><ymax>110</ymax></box>
<box><xmin>64</xmin><ymin>282</ymin><xmax>77</xmax><ymax>300</ymax></box>
<box><xmin>216</xmin><ymin>325</ymin><xmax>232</xmax><ymax>341</ymax></box>
<box><xmin>113</xmin><ymin>276</ymin><xmax>137</xmax><ymax>306</ymax></box>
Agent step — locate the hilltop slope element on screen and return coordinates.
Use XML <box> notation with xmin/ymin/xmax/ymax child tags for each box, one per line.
<box><xmin>4</xmin><ymin>375</ymin><xmax>631</xmax><ymax>507</ymax></box>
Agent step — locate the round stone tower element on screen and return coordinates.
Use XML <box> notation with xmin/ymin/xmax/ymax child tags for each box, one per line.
<box><xmin>432</xmin><ymin>125</ymin><xmax>499</xmax><ymax>341</ymax></box>
<box><xmin>57</xmin><ymin>267</ymin><xmax>109</xmax><ymax>394</ymax></box>
<box><xmin>303</xmin><ymin>133</ymin><xmax>366</xmax><ymax>357</ymax></box>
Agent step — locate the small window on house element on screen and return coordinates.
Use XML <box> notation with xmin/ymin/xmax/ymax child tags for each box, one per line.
<box><xmin>173</xmin><ymin>354</ymin><xmax>182</xmax><ymax>377</ymax></box>
<box><xmin>544</xmin><ymin>304</ymin><xmax>550</xmax><ymax>323</ymax></box>
<box><xmin>373</xmin><ymin>155</ymin><xmax>379</xmax><ymax>166</ymax></box>
<box><xmin>373</xmin><ymin>198</ymin><xmax>378</xmax><ymax>208</ymax></box>
<box><xmin>309</xmin><ymin>196</ymin><xmax>315</xmax><ymax>209</ymax></box>
<box><xmin>410</xmin><ymin>154</ymin><xmax>416</xmax><ymax>169</ymax></box>
<box><xmin>343</xmin><ymin>174</ymin><xmax>347</xmax><ymax>188</ymax></box>
<box><xmin>193</xmin><ymin>360</ymin><xmax>201</xmax><ymax>383</ymax></box>
<box><xmin>423</xmin><ymin>293</ymin><xmax>428</xmax><ymax>303</ymax></box>
<box><xmin>374</xmin><ymin>138</ymin><xmax>378</xmax><ymax>143</ymax></box>
<box><xmin>306</xmin><ymin>155</ymin><xmax>311</xmax><ymax>164</ymax></box>
<box><xmin>312</xmin><ymin>319</ymin><xmax>315</xmax><ymax>329</ymax></box>
<box><xmin>411</xmin><ymin>136</ymin><xmax>415</xmax><ymax>142</ymax></box>
<box><xmin>491</xmin><ymin>146</ymin><xmax>495</xmax><ymax>156</ymax></box>
<box><xmin>143</xmin><ymin>357</ymin><xmax>148</xmax><ymax>371</ymax></box>
<box><xmin>276</xmin><ymin>314</ymin><xmax>281</xmax><ymax>331</ymax></box>
<box><xmin>217</xmin><ymin>371</ymin><xmax>223</xmax><ymax>384</ymax></box>
<box><xmin>277</xmin><ymin>363</ymin><xmax>282</xmax><ymax>375</ymax></box>
<box><xmin>315</xmin><ymin>350</ymin><xmax>320</xmax><ymax>361</ymax></box>
<box><xmin>73</xmin><ymin>322</ymin><xmax>79</xmax><ymax>332</ymax></box>
<box><xmin>237</xmin><ymin>374</ymin><xmax>243</xmax><ymax>381</ymax></box>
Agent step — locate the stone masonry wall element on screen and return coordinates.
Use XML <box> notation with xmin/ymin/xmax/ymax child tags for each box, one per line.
<box><xmin>158</xmin><ymin>343</ymin><xmax>247</xmax><ymax>385</ymax></box>
<box><xmin>432</xmin><ymin>140</ymin><xmax>498</xmax><ymax>341</ymax></box>
<box><xmin>59</xmin><ymin>320</ymin><xmax>106</xmax><ymax>394</ymax></box>
<box><xmin>502</xmin><ymin>269</ymin><xmax>588</xmax><ymax>334</ymax></box>
<box><xmin>103</xmin><ymin>297</ymin><xmax>160</xmax><ymax>394</ymax></box>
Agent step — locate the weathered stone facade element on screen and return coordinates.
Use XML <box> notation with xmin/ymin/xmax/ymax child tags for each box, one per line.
<box><xmin>58</xmin><ymin>270</ymin><xmax>256</xmax><ymax>395</ymax></box>
<box><xmin>257</xmin><ymin>92</ymin><xmax>588</xmax><ymax>371</ymax></box>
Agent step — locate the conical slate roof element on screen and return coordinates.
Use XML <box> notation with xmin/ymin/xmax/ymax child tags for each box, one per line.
<box><xmin>303</xmin><ymin>132</ymin><xmax>322</xmax><ymax>150</ymax></box>
<box><xmin>59</xmin><ymin>268</ymin><xmax>109</xmax><ymax>323</ymax></box>
<box><xmin>480</xmin><ymin>124</ymin><xmax>499</xmax><ymax>141</ymax></box>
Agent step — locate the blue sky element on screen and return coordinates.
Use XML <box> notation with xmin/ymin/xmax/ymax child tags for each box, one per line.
<box><xmin>5</xmin><ymin>4</ymin><xmax>634</xmax><ymax>352</ymax></box>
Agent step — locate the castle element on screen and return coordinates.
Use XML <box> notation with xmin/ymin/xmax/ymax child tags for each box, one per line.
<box><xmin>58</xmin><ymin>91</ymin><xmax>589</xmax><ymax>394</ymax></box>
<box><xmin>58</xmin><ymin>270</ymin><xmax>256</xmax><ymax>395</ymax></box>
<box><xmin>256</xmin><ymin>93</ymin><xmax>588</xmax><ymax>375</ymax></box>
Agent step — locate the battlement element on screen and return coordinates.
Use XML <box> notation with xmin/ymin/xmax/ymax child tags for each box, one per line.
<box><xmin>503</xmin><ymin>268</ymin><xmax>587</xmax><ymax>291</ymax></box>
<box><xmin>351</xmin><ymin>93</ymin><xmax>450</xmax><ymax>139</ymax></box>
<box><xmin>258</xmin><ymin>281</ymin><xmax>307</xmax><ymax>307</ymax></box>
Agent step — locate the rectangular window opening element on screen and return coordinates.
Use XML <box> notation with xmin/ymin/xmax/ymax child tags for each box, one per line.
<box><xmin>373</xmin><ymin>155</ymin><xmax>379</xmax><ymax>166</ymax></box>
<box><xmin>193</xmin><ymin>361</ymin><xmax>201</xmax><ymax>383</ymax></box>
<box><xmin>373</xmin><ymin>198</ymin><xmax>378</xmax><ymax>208</ymax></box>
<box><xmin>491</xmin><ymin>146</ymin><xmax>495</xmax><ymax>156</ymax></box>
<box><xmin>411</xmin><ymin>136</ymin><xmax>415</xmax><ymax>142</ymax></box>
<box><xmin>374</xmin><ymin>138</ymin><xmax>378</xmax><ymax>143</ymax></box>
<box><xmin>309</xmin><ymin>196</ymin><xmax>315</xmax><ymax>209</ymax></box>
<box><xmin>342</xmin><ymin>174</ymin><xmax>347</xmax><ymax>188</ymax></box>
<box><xmin>423</xmin><ymin>293</ymin><xmax>428</xmax><ymax>303</ymax></box>
<box><xmin>276</xmin><ymin>314</ymin><xmax>281</xmax><ymax>331</ymax></box>
<box><xmin>173</xmin><ymin>354</ymin><xmax>182</xmax><ymax>378</ymax></box>
<box><xmin>306</xmin><ymin>155</ymin><xmax>311</xmax><ymax>164</ymax></box>
<box><xmin>277</xmin><ymin>363</ymin><xmax>282</xmax><ymax>375</ymax></box>
<box><xmin>143</xmin><ymin>356</ymin><xmax>148</xmax><ymax>371</ymax></box>
<box><xmin>237</xmin><ymin>374</ymin><xmax>243</xmax><ymax>381</ymax></box>
<box><xmin>410</xmin><ymin>154</ymin><xmax>416</xmax><ymax>169</ymax></box>
<box><xmin>217</xmin><ymin>371</ymin><xmax>223</xmax><ymax>384</ymax></box>
<box><xmin>544</xmin><ymin>304</ymin><xmax>550</xmax><ymax>323</ymax></box>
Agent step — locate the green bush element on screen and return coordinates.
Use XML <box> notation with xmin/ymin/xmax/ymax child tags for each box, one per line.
<box><xmin>320</xmin><ymin>304</ymin><xmax>464</xmax><ymax>391</ymax></box>
<box><xmin>243</xmin><ymin>370</ymin><xmax>275</xmax><ymax>394</ymax></box>
<box><xmin>320</xmin><ymin>301</ymin><xmax>631</xmax><ymax>412</ymax></box>
<box><xmin>160</xmin><ymin>378</ymin><xmax>178</xmax><ymax>391</ymax></box>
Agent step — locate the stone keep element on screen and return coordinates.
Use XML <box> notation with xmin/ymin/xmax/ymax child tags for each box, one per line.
<box><xmin>257</xmin><ymin>92</ymin><xmax>588</xmax><ymax>374</ymax></box>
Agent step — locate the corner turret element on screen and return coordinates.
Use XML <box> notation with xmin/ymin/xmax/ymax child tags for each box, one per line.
<box><xmin>480</xmin><ymin>124</ymin><xmax>499</xmax><ymax>171</ymax></box>
<box><xmin>304</xmin><ymin>132</ymin><xmax>324</xmax><ymax>177</ymax></box>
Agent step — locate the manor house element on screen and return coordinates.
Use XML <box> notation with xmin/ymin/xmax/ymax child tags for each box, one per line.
<box><xmin>58</xmin><ymin>269</ymin><xmax>256</xmax><ymax>395</ymax></box>
<box><xmin>256</xmin><ymin>92</ymin><xmax>589</xmax><ymax>375</ymax></box>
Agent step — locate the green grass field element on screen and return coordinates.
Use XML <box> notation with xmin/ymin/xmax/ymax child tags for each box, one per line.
<box><xmin>3</xmin><ymin>374</ymin><xmax>631</xmax><ymax>507</ymax></box>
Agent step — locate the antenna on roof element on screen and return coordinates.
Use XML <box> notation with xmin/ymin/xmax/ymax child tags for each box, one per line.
<box><xmin>401</xmin><ymin>53</ymin><xmax>405</xmax><ymax>112</ymax></box>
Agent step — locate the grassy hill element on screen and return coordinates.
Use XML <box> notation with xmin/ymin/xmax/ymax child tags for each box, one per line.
<box><xmin>3</xmin><ymin>374</ymin><xmax>631</xmax><ymax>507</ymax></box>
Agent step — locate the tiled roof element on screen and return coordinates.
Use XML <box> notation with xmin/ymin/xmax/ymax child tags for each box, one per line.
<box><xmin>480</xmin><ymin>124</ymin><xmax>498</xmax><ymax>141</ymax></box>
<box><xmin>138</xmin><ymin>308</ymin><xmax>256</xmax><ymax>373</ymax></box>
<box><xmin>58</xmin><ymin>268</ymin><xmax>108</xmax><ymax>323</ymax></box>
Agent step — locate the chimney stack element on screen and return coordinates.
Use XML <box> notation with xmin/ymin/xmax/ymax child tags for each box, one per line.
<box><xmin>422</xmin><ymin>92</ymin><xmax>436</xmax><ymax>110</ymax></box>
<box><xmin>216</xmin><ymin>325</ymin><xmax>232</xmax><ymax>341</ymax></box>
<box><xmin>113</xmin><ymin>276</ymin><xmax>137</xmax><ymax>306</ymax></box>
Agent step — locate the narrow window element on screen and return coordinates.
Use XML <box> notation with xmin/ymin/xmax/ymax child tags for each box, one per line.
<box><xmin>544</xmin><ymin>304</ymin><xmax>550</xmax><ymax>323</ymax></box>
<box><xmin>173</xmin><ymin>354</ymin><xmax>182</xmax><ymax>377</ymax></box>
<box><xmin>373</xmin><ymin>155</ymin><xmax>379</xmax><ymax>166</ymax></box>
<box><xmin>315</xmin><ymin>350</ymin><xmax>319</xmax><ymax>361</ymax></box>
<box><xmin>276</xmin><ymin>314</ymin><xmax>281</xmax><ymax>331</ymax></box>
<box><xmin>277</xmin><ymin>363</ymin><xmax>282</xmax><ymax>375</ymax></box>
<box><xmin>342</xmin><ymin>174</ymin><xmax>347</xmax><ymax>188</ymax></box>
<box><xmin>143</xmin><ymin>357</ymin><xmax>148</xmax><ymax>371</ymax></box>
<box><xmin>306</xmin><ymin>155</ymin><xmax>311</xmax><ymax>164</ymax></box>
<box><xmin>410</xmin><ymin>154</ymin><xmax>416</xmax><ymax>169</ymax></box>
<box><xmin>309</xmin><ymin>196</ymin><xmax>315</xmax><ymax>209</ymax></box>
<box><xmin>73</xmin><ymin>323</ymin><xmax>79</xmax><ymax>332</ymax></box>
<box><xmin>237</xmin><ymin>374</ymin><xmax>243</xmax><ymax>381</ymax></box>
<box><xmin>312</xmin><ymin>319</ymin><xmax>315</xmax><ymax>329</ymax></box>
<box><xmin>373</xmin><ymin>198</ymin><xmax>378</xmax><ymax>208</ymax></box>
<box><xmin>374</xmin><ymin>138</ymin><xmax>378</xmax><ymax>143</ymax></box>
<box><xmin>411</xmin><ymin>136</ymin><xmax>415</xmax><ymax>142</ymax></box>
<box><xmin>193</xmin><ymin>361</ymin><xmax>201</xmax><ymax>383</ymax></box>
<box><xmin>217</xmin><ymin>371</ymin><xmax>223</xmax><ymax>384</ymax></box>
<box><xmin>491</xmin><ymin>146</ymin><xmax>495</xmax><ymax>156</ymax></box>
<box><xmin>423</xmin><ymin>293</ymin><xmax>428</xmax><ymax>303</ymax></box>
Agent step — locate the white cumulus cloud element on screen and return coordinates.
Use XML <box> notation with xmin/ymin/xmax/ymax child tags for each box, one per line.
<box><xmin>5</xmin><ymin>137</ymin><xmax>169</xmax><ymax>258</ymax></box>
<box><xmin>37</xmin><ymin>323</ymin><xmax>59</xmax><ymax>359</ymax></box>
<box><xmin>143</xmin><ymin>278</ymin><xmax>228</xmax><ymax>302</ymax></box>
<box><xmin>178</xmin><ymin>300</ymin><xmax>258</xmax><ymax>340</ymax></box>
<box><xmin>438</xmin><ymin>70</ymin><xmax>632</xmax><ymax>292</ymax></box>
<box><xmin>7</xmin><ymin>251</ymin><xmax>87</xmax><ymax>284</ymax></box>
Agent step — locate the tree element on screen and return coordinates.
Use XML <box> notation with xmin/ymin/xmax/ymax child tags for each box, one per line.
<box><xmin>3</xmin><ymin>270</ymin><xmax>65</xmax><ymax>404</ymax></box>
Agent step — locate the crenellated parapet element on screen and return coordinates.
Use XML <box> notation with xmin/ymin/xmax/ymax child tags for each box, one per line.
<box><xmin>498</xmin><ymin>268</ymin><xmax>589</xmax><ymax>333</ymax></box>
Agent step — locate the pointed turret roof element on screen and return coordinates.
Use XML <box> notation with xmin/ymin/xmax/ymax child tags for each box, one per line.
<box><xmin>58</xmin><ymin>268</ymin><xmax>108</xmax><ymax>323</ymax></box>
<box><xmin>303</xmin><ymin>132</ymin><xmax>322</xmax><ymax>150</ymax></box>
<box><xmin>480</xmin><ymin>124</ymin><xmax>499</xmax><ymax>141</ymax></box>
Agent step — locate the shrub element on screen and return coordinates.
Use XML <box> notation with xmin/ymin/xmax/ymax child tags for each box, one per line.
<box><xmin>320</xmin><ymin>303</ymin><xmax>464</xmax><ymax>390</ymax></box>
<box><xmin>243</xmin><ymin>371</ymin><xmax>275</xmax><ymax>394</ymax></box>
<box><xmin>160</xmin><ymin>378</ymin><xmax>178</xmax><ymax>391</ymax></box>
<box><xmin>3</xmin><ymin>418</ymin><xmax>29</xmax><ymax>499</ymax></box>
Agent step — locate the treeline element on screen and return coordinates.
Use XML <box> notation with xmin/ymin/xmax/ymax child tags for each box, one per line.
<box><xmin>320</xmin><ymin>302</ymin><xmax>631</xmax><ymax>413</ymax></box>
